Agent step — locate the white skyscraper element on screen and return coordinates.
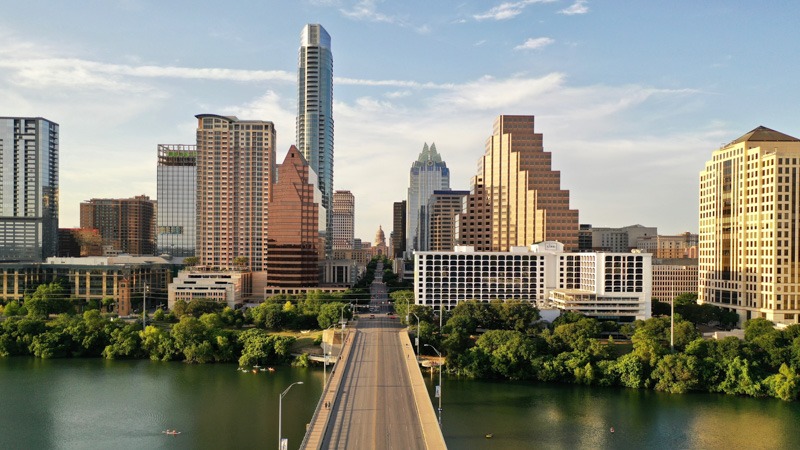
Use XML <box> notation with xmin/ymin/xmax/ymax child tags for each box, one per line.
<box><xmin>406</xmin><ymin>143</ymin><xmax>450</xmax><ymax>253</ymax></box>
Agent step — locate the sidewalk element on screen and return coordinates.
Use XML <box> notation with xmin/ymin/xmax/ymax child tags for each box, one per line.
<box><xmin>400</xmin><ymin>330</ymin><xmax>448</xmax><ymax>450</ymax></box>
<box><xmin>300</xmin><ymin>325</ymin><xmax>356</xmax><ymax>450</ymax></box>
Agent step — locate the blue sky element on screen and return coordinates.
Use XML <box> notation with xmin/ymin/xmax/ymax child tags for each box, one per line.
<box><xmin>3</xmin><ymin>0</ymin><xmax>800</xmax><ymax>239</ymax></box>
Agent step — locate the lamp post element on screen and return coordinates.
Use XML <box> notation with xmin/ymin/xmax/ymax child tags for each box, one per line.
<box><xmin>323</xmin><ymin>323</ymin><xmax>336</xmax><ymax>387</ymax></box>
<box><xmin>340</xmin><ymin>304</ymin><xmax>348</xmax><ymax>331</ymax></box>
<box><xmin>142</xmin><ymin>284</ymin><xmax>149</xmax><ymax>329</ymax></box>
<box><xmin>425</xmin><ymin>344</ymin><xmax>443</xmax><ymax>428</ymax></box>
<box><xmin>411</xmin><ymin>312</ymin><xmax>420</xmax><ymax>358</ymax></box>
<box><xmin>278</xmin><ymin>381</ymin><xmax>304</xmax><ymax>450</ymax></box>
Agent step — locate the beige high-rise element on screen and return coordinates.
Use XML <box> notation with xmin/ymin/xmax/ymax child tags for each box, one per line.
<box><xmin>699</xmin><ymin>126</ymin><xmax>800</xmax><ymax>325</ymax></box>
<box><xmin>195</xmin><ymin>114</ymin><xmax>275</xmax><ymax>271</ymax></box>
<box><xmin>477</xmin><ymin>115</ymin><xmax>579</xmax><ymax>251</ymax></box>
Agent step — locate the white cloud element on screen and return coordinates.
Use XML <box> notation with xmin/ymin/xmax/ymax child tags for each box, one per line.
<box><xmin>560</xmin><ymin>0</ymin><xmax>589</xmax><ymax>15</ymax></box>
<box><xmin>474</xmin><ymin>0</ymin><xmax>556</xmax><ymax>21</ymax></box>
<box><xmin>514</xmin><ymin>37</ymin><xmax>555</xmax><ymax>51</ymax></box>
<box><xmin>341</xmin><ymin>0</ymin><xmax>395</xmax><ymax>23</ymax></box>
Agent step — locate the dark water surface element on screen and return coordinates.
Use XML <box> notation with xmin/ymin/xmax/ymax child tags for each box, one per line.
<box><xmin>2</xmin><ymin>358</ymin><xmax>799</xmax><ymax>449</ymax></box>
<box><xmin>426</xmin><ymin>373</ymin><xmax>800</xmax><ymax>450</ymax></box>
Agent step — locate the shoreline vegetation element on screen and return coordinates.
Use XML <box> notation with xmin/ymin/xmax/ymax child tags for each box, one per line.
<box><xmin>2</xmin><ymin>278</ymin><xmax>799</xmax><ymax>402</ymax></box>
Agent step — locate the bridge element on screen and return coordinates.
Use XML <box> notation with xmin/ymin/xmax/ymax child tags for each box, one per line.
<box><xmin>301</xmin><ymin>265</ymin><xmax>446</xmax><ymax>450</ymax></box>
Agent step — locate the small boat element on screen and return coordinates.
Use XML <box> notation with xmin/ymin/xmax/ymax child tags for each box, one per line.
<box><xmin>259</xmin><ymin>367</ymin><xmax>267</xmax><ymax>372</ymax></box>
<box><xmin>253</xmin><ymin>364</ymin><xmax>261</xmax><ymax>369</ymax></box>
<box><xmin>252</xmin><ymin>369</ymin><xmax>258</xmax><ymax>374</ymax></box>
<box><xmin>162</xmin><ymin>430</ymin><xmax>181</xmax><ymax>436</ymax></box>
<box><xmin>268</xmin><ymin>367</ymin><xmax>275</xmax><ymax>372</ymax></box>
<box><xmin>610</xmin><ymin>427</ymin><xmax>615</xmax><ymax>433</ymax></box>
<box><xmin>239</xmin><ymin>368</ymin><xmax>248</xmax><ymax>372</ymax></box>
<box><xmin>485</xmin><ymin>434</ymin><xmax>493</xmax><ymax>439</ymax></box>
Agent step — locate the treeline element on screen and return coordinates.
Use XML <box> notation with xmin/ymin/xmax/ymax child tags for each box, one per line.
<box><xmin>0</xmin><ymin>282</ymin><xmax>357</xmax><ymax>366</ymax></box>
<box><xmin>397</xmin><ymin>295</ymin><xmax>800</xmax><ymax>402</ymax></box>
<box><xmin>0</xmin><ymin>310</ymin><xmax>296</xmax><ymax>366</ymax></box>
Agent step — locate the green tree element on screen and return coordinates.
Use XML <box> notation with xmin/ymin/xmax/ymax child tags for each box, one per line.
<box><xmin>651</xmin><ymin>353</ymin><xmax>699</xmax><ymax>394</ymax></box>
<box><xmin>102</xmin><ymin>324</ymin><xmax>144</xmax><ymax>359</ymax></box>
<box><xmin>317</xmin><ymin>302</ymin><xmax>347</xmax><ymax>329</ymax></box>
<box><xmin>140</xmin><ymin>325</ymin><xmax>177</xmax><ymax>361</ymax></box>
<box><xmin>497</xmin><ymin>299</ymin><xmax>540</xmax><ymax>332</ymax></box>
<box><xmin>390</xmin><ymin>290</ymin><xmax>413</xmax><ymax>321</ymax></box>
<box><xmin>764</xmin><ymin>363</ymin><xmax>800</xmax><ymax>401</ymax></box>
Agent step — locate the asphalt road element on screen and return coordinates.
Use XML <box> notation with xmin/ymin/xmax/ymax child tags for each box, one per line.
<box><xmin>320</xmin><ymin>266</ymin><xmax>426</xmax><ymax>449</ymax></box>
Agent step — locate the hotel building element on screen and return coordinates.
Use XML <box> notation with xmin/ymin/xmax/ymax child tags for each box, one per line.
<box><xmin>0</xmin><ymin>117</ymin><xmax>59</xmax><ymax>262</ymax></box>
<box><xmin>699</xmin><ymin>126</ymin><xmax>800</xmax><ymax>325</ymax></box>
<box><xmin>415</xmin><ymin>241</ymin><xmax>651</xmax><ymax>321</ymax></box>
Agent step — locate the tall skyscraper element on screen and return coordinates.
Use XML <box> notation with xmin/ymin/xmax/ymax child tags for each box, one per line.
<box><xmin>407</xmin><ymin>143</ymin><xmax>450</xmax><ymax>253</ymax></box>
<box><xmin>267</xmin><ymin>146</ymin><xmax>320</xmax><ymax>287</ymax></box>
<box><xmin>479</xmin><ymin>115</ymin><xmax>579</xmax><ymax>251</ymax></box>
<box><xmin>332</xmin><ymin>190</ymin><xmax>354</xmax><ymax>250</ymax></box>
<box><xmin>297</xmin><ymin>24</ymin><xmax>334</xmax><ymax>258</ymax></box>
<box><xmin>80</xmin><ymin>195</ymin><xmax>156</xmax><ymax>256</ymax></box>
<box><xmin>699</xmin><ymin>126</ymin><xmax>800</xmax><ymax>326</ymax></box>
<box><xmin>156</xmin><ymin>144</ymin><xmax>196</xmax><ymax>258</ymax></box>
<box><xmin>0</xmin><ymin>117</ymin><xmax>58</xmax><ymax>261</ymax></box>
<box><xmin>392</xmin><ymin>200</ymin><xmax>407</xmax><ymax>258</ymax></box>
<box><xmin>427</xmin><ymin>190</ymin><xmax>469</xmax><ymax>251</ymax></box>
<box><xmin>195</xmin><ymin>114</ymin><xmax>275</xmax><ymax>272</ymax></box>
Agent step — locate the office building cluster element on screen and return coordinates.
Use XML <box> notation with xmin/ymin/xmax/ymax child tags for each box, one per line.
<box><xmin>3</xmin><ymin>25</ymin><xmax>800</xmax><ymax>326</ymax></box>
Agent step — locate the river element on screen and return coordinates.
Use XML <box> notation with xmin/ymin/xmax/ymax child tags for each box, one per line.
<box><xmin>2</xmin><ymin>358</ymin><xmax>798</xmax><ymax>449</ymax></box>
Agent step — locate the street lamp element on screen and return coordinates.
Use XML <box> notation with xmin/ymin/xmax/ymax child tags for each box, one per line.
<box><xmin>142</xmin><ymin>284</ymin><xmax>149</xmax><ymax>329</ymax></box>
<box><xmin>340</xmin><ymin>304</ymin><xmax>348</xmax><ymax>331</ymax></box>
<box><xmin>425</xmin><ymin>344</ymin><xmax>443</xmax><ymax>428</ymax></box>
<box><xmin>278</xmin><ymin>381</ymin><xmax>304</xmax><ymax>450</ymax></box>
<box><xmin>410</xmin><ymin>312</ymin><xmax>420</xmax><ymax>358</ymax></box>
<box><xmin>323</xmin><ymin>323</ymin><xmax>336</xmax><ymax>387</ymax></box>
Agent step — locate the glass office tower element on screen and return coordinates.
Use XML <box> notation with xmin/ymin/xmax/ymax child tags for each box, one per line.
<box><xmin>157</xmin><ymin>144</ymin><xmax>196</xmax><ymax>258</ymax></box>
<box><xmin>0</xmin><ymin>117</ymin><xmax>58</xmax><ymax>261</ymax></box>
<box><xmin>297</xmin><ymin>23</ymin><xmax>334</xmax><ymax>258</ymax></box>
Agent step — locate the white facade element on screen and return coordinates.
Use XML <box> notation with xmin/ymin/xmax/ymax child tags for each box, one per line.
<box><xmin>414</xmin><ymin>241</ymin><xmax>651</xmax><ymax>321</ymax></box>
<box><xmin>168</xmin><ymin>270</ymin><xmax>251</xmax><ymax>310</ymax></box>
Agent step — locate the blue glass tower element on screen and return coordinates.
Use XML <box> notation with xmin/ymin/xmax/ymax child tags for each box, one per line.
<box><xmin>297</xmin><ymin>24</ymin><xmax>334</xmax><ymax>258</ymax></box>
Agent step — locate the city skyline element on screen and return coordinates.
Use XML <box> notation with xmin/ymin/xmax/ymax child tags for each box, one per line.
<box><xmin>2</xmin><ymin>2</ymin><xmax>800</xmax><ymax>239</ymax></box>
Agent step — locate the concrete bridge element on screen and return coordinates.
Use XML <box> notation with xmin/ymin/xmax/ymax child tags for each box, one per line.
<box><xmin>300</xmin><ymin>312</ymin><xmax>446</xmax><ymax>449</ymax></box>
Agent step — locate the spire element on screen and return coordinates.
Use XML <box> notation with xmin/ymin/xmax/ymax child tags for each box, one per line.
<box><xmin>418</xmin><ymin>143</ymin><xmax>430</xmax><ymax>162</ymax></box>
<box><xmin>429</xmin><ymin>142</ymin><xmax>442</xmax><ymax>162</ymax></box>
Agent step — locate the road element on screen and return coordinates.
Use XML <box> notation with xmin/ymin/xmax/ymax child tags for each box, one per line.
<box><xmin>320</xmin><ymin>262</ymin><xmax>427</xmax><ymax>449</ymax></box>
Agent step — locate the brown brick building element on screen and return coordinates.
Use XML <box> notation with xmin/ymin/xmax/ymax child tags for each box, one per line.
<box><xmin>79</xmin><ymin>195</ymin><xmax>156</xmax><ymax>255</ymax></box>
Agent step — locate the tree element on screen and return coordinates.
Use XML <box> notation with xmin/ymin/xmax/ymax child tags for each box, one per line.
<box><xmin>764</xmin><ymin>363</ymin><xmax>800</xmax><ymax>401</ymax></box>
<box><xmin>651</xmin><ymin>353</ymin><xmax>699</xmax><ymax>394</ymax></box>
<box><xmin>497</xmin><ymin>300</ymin><xmax>540</xmax><ymax>332</ymax></box>
<box><xmin>140</xmin><ymin>325</ymin><xmax>177</xmax><ymax>361</ymax></box>
<box><xmin>390</xmin><ymin>290</ymin><xmax>413</xmax><ymax>321</ymax></box>
<box><xmin>317</xmin><ymin>302</ymin><xmax>347</xmax><ymax>329</ymax></box>
<box><xmin>744</xmin><ymin>318</ymin><xmax>776</xmax><ymax>342</ymax></box>
<box><xmin>183</xmin><ymin>256</ymin><xmax>199</xmax><ymax>267</ymax></box>
<box><xmin>673</xmin><ymin>292</ymin><xmax>698</xmax><ymax>306</ymax></box>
